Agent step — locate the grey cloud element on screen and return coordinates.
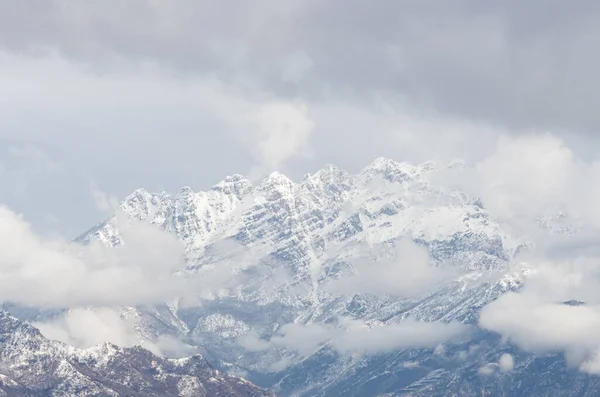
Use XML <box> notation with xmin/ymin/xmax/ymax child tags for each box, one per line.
<box><xmin>2</xmin><ymin>1</ymin><xmax>600</xmax><ymax>134</ymax></box>
<box><xmin>4</xmin><ymin>1</ymin><xmax>600</xmax><ymax>235</ymax></box>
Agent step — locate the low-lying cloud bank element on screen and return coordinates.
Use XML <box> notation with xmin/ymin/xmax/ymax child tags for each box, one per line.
<box><xmin>240</xmin><ymin>317</ymin><xmax>472</xmax><ymax>358</ymax></box>
<box><xmin>480</xmin><ymin>290</ymin><xmax>600</xmax><ymax>374</ymax></box>
<box><xmin>0</xmin><ymin>205</ymin><xmax>190</xmax><ymax>308</ymax></box>
<box><xmin>0</xmin><ymin>202</ymin><xmax>268</xmax><ymax>309</ymax></box>
<box><xmin>33</xmin><ymin>307</ymin><xmax>195</xmax><ymax>357</ymax></box>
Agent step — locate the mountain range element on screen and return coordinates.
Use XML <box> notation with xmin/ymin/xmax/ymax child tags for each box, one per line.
<box><xmin>2</xmin><ymin>157</ymin><xmax>594</xmax><ymax>396</ymax></box>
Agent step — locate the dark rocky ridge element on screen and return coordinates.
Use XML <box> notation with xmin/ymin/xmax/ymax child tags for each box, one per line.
<box><xmin>0</xmin><ymin>310</ymin><xmax>276</xmax><ymax>397</ymax></box>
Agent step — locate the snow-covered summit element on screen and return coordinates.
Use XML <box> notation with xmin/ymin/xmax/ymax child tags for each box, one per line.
<box><xmin>79</xmin><ymin>157</ymin><xmax>507</xmax><ymax>265</ymax></box>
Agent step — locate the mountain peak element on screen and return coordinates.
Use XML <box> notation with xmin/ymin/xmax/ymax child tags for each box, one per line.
<box><xmin>212</xmin><ymin>174</ymin><xmax>253</xmax><ymax>200</ymax></box>
<box><xmin>308</xmin><ymin>163</ymin><xmax>347</xmax><ymax>180</ymax></box>
<box><xmin>259</xmin><ymin>171</ymin><xmax>295</xmax><ymax>189</ymax></box>
<box><xmin>360</xmin><ymin>157</ymin><xmax>416</xmax><ymax>183</ymax></box>
<box><xmin>176</xmin><ymin>186</ymin><xmax>195</xmax><ymax>197</ymax></box>
<box><xmin>367</xmin><ymin>156</ymin><xmax>399</xmax><ymax>168</ymax></box>
<box><xmin>0</xmin><ymin>309</ymin><xmax>24</xmax><ymax>334</ymax></box>
<box><xmin>128</xmin><ymin>187</ymin><xmax>151</xmax><ymax>197</ymax></box>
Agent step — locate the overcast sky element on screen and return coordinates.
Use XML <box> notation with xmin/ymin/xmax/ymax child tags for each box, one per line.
<box><xmin>3</xmin><ymin>0</ymin><xmax>600</xmax><ymax>236</ymax></box>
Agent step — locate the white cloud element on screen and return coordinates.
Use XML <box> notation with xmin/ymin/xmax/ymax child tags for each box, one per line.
<box><xmin>240</xmin><ymin>317</ymin><xmax>471</xmax><ymax>358</ymax></box>
<box><xmin>477</xmin><ymin>353</ymin><xmax>514</xmax><ymax>376</ymax></box>
<box><xmin>481</xmin><ymin>294</ymin><xmax>600</xmax><ymax>351</ymax></box>
<box><xmin>401</xmin><ymin>361</ymin><xmax>420</xmax><ymax>369</ymax></box>
<box><xmin>329</xmin><ymin>239</ymin><xmax>453</xmax><ymax>297</ymax></box>
<box><xmin>0</xmin><ymin>51</ymin><xmax>315</xmax><ymax>182</ymax></box>
<box><xmin>330</xmin><ymin>318</ymin><xmax>471</xmax><ymax>355</ymax></box>
<box><xmin>33</xmin><ymin>307</ymin><xmax>194</xmax><ymax>357</ymax></box>
<box><xmin>472</xmin><ymin>134</ymin><xmax>574</xmax><ymax>219</ymax></box>
<box><xmin>439</xmin><ymin>133</ymin><xmax>600</xmax><ymax>237</ymax></box>
<box><xmin>499</xmin><ymin>353</ymin><xmax>514</xmax><ymax>372</ymax></box>
<box><xmin>250</xmin><ymin>100</ymin><xmax>314</xmax><ymax>176</ymax></box>
<box><xmin>34</xmin><ymin>307</ymin><xmax>140</xmax><ymax>349</ymax></box>
<box><xmin>0</xmin><ymin>205</ymin><xmax>189</xmax><ymax>307</ymax></box>
<box><xmin>90</xmin><ymin>187</ymin><xmax>121</xmax><ymax>215</ymax></box>
<box><xmin>237</xmin><ymin>331</ymin><xmax>273</xmax><ymax>353</ymax></box>
<box><xmin>480</xmin><ymin>292</ymin><xmax>600</xmax><ymax>373</ymax></box>
<box><xmin>152</xmin><ymin>334</ymin><xmax>197</xmax><ymax>358</ymax></box>
<box><xmin>0</xmin><ymin>193</ymin><xmax>284</xmax><ymax>310</ymax></box>
<box><xmin>435</xmin><ymin>134</ymin><xmax>572</xmax><ymax>232</ymax></box>
<box><xmin>270</xmin><ymin>322</ymin><xmax>334</xmax><ymax>356</ymax></box>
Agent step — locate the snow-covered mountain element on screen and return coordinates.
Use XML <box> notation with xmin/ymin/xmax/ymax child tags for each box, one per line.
<box><xmin>64</xmin><ymin>157</ymin><xmax>594</xmax><ymax>396</ymax></box>
<box><xmin>0</xmin><ymin>309</ymin><xmax>276</xmax><ymax>396</ymax></box>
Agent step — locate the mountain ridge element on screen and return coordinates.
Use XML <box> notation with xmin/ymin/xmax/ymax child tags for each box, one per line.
<box><xmin>0</xmin><ymin>309</ymin><xmax>277</xmax><ymax>396</ymax></box>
